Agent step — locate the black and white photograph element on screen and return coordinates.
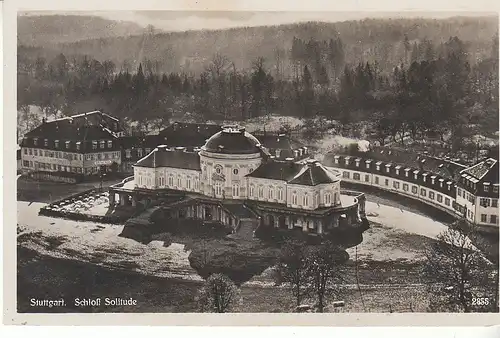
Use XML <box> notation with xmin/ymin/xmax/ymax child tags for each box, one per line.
<box><xmin>8</xmin><ymin>5</ymin><xmax>500</xmax><ymax>320</ymax></box>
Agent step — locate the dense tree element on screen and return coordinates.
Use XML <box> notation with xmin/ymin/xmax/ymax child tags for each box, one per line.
<box><xmin>198</xmin><ymin>273</ymin><xmax>239</xmax><ymax>313</ymax></box>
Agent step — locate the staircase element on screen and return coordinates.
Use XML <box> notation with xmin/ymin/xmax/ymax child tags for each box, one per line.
<box><xmin>233</xmin><ymin>218</ymin><xmax>260</xmax><ymax>240</ymax></box>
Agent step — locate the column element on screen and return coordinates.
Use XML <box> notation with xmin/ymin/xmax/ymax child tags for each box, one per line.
<box><xmin>109</xmin><ymin>191</ymin><xmax>115</xmax><ymax>206</ymax></box>
<box><xmin>287</xmin><ymin>216</ymin><xmax>293</xmax><ymax>230</ymax></box>
<box><xmin>317</xmin><ymin>219</ymin><xmax>323</xmax><ymax>235</ymax></box>
<box><xmin>119</xmin><ymin>194</ymin><xmax>126</xmax><ymax>206</ymax></box>
<box><xmin>131</xmin><ymin>195</ymin><xmax>137</xmax><ymax>207</ymax></box>
<box><xmin>302</xmin><ymin>217</ymin><xmax>308</xmax><ymax>232</ymax></box>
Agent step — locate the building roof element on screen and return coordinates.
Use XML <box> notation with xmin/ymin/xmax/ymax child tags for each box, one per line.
<box><xmin>247</xmin><ymin>159</ymin><xmax>339</xmax><ymax>186</ymax></box>
<box><xmin>460</xmin><ymin>158</ymin><xmax>498</xmax><ymax>181</ymax></box>
<box><xmin>203</xmin><ymin>126</ymin><xmax>262</xmax><ymax>155</ymax></box>
<box><xmin>457</xmin><ymin>158</ymin><xmax>499</xmax><ymax>197</ymax></box>
<box><xmin>158</xmin><ymin>122</ymin><xmax>221</xmax><ymax>147</ymax></box>
<box><xmin>134</xmin><ymin>146</ymin><xmax>201</xmax><ymax>171</ymax></box>
<box><xmin>25</xmin><ymin>111</ymin><xmax>124</xmax><ymax>140</ymax></box>
<box><xmin>325</xmin><ymin>153</ymin><xmax>457</xmax><ymax>198</ymax></box>
<box><xmin>334</xmin><ymin>145</ymin><xmax>467</xmax><ymax>181</ymax></box>
<box><xmin>247</xmin><ymin>160</ymin><xmax>303</xmax><ymax>181</ymax></box>
<box><xmin>288</xmin><ymin>160</ymin><xmax>340</xmax><ymax>186</ymax></box>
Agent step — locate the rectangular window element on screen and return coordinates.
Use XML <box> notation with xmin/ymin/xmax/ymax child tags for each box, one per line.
<box><xmin>480</xmin><ymin>198</ymin><xmax>491</xmax><ymax>208</ymax></box>
<box><xmin>492</xmin><ymin>199</ymin><xmax>498</xmax><ymax>208</ymax></box>
<box><xmin>28</xmin><ymin>148</ymin><xmax>32</xmax><ymax>155</ymax></box>
<box><xmin>24</xmin><ymin>148</ymin><xmax>27</xmax><ymax>154</ymax></box>
<box><xmin>92</xmin><ymin>141</ymin><xmax>97</xmax><ymax>150</ymax></box>
<box><xmin>494</xmin><ymin>186</ymin><xmax>499</xmax><ymax>194</ymax></box>
<box><xmin>23</xmin><ymin>160</ymin><xmax>29</xmax><ymax>167</ymax></box>
<box><xmin>54</xmin><ymin>140</ymin><xmax>59</xmax><ymax>148</ymax></box>
<box><xmin>484</xmin><ymin>185</ymin><xmax>490</xmax><ymax>193</ymax></box>
<box><xmin>385</xmin><ymin>179</ymin><xmax>389</xmax><ymax>186</ymax></box>
<box><xmin>343</xmin><ymin>171</ymin><xmax>350</xmax><ymax>179</ymax></box>
<box><xmin>375</xmin><ymin>176</ymin><xmax>379</xmax><ymax>185</ymax></box>
<box><xmin>126</xmin><ymin>150</ymin><xmax>131</xmax><ymax>159</ymax></box>
<box><xmin>353</xmin><ymin>173</ymin><xmax>360</xmax><ymax>181</ymax></box>
<box><xmin>278</xmin><ymin>188</ymin><xmax>283</xmax><ymax>200</ymax></box>
<box><xmin>481</xmin><ymin>214</ymin><xmax>487</xmax><ymax>223</ymax></box>
<box><xmin>445</xmin><ymin>198</ymin><xmax>450</xmax><ymax>206</ymax></box>
<box><xmin>44</xmin><ymin>139</ymin><xmax>48</xmax><ymax>146</ymax></box>
<box><xmin>108</xmin><ymin>140</ymin><xmax>113</xmax><ymax>148</ymax></box>
<box><xmin>491</xmin><ymin>215</ymin><xmax>497</xmax><ymax>224</ymax></box>
<box><xmin>412</xmin><ymin>186</ymin><xmax>418</xmax><ymax>194</ymax></box>
<box><xmin>429</xmin><ymin>191</ymin><xmax>435</xmax><ymax>200</ymax></box>
<box><xmin>34</xmin><ymin>149</ymin><xmax>38</xmax><ymax>156</ymax></box>
<box><xmin>393</xmin><ymin>181</ymin><xmax>400</xmax><ymax>189</ymax></box>
<box><xmin>137</xmin><ymin>149</ymin><xmax>143</xmax><ymax>158</ymax></box>
<box><xmin>457</xmin><ymin>188</ymin><xmax>462</xmax><ymax>197</ymax></box>
<box><xmin>250</xmin><ymin>185</ymin><xmax>254</xmax><ymax>197</ymax></box>
<box><xmin>364</xmin><ymin>175</ymin><xmax>369</xmax><ymax>182</ymax></box>
<box><xmin>437</xmin><ymin>194</ymin><xmax>443</xmax><ymax>203</ymax></box>
<box><xmin>403</xmin><ymin>183</ymin><xmax>409</xmax><ymax>191</ymax></box>
<box><xmin>421</xmin><ymin>188</ymin><xmax>426</xmax><ymax>197</ymax></box>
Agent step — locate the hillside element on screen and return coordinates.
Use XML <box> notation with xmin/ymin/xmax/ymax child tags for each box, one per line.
<box><xmin>18</xmin><ymin>15</ymin><xmax>149</xmax><ymax>46</ymax></box>
<box><xmin>18</xmin><ymin>15</ymin><xmax>499</xmax><ymax>75</ymax></box>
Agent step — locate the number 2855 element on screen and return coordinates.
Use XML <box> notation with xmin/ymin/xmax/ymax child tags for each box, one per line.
<box><xmin>472</xmin><ymin>298</ymin><xmax>490</xmax><ymax>306</ymax></box>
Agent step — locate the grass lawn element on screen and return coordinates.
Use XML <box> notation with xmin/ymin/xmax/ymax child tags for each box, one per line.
<box><xmin>17</xmin><ymin>247</ymin><xmax>431</xmax><ymax>313</ymax></box>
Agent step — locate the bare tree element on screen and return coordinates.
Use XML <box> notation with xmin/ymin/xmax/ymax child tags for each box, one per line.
<box><xmin>275</xmin><ymin>240</ymin><xmax>311</xmax><ymax>308</ymax></box>
<box><xmin>198</xmin><ymin>273</ymin><xmax>239</xmax><ymax>313</ymax></box>
<box><xmin>307</xmin><ymin>242</ymin><xmax>348</xmax><ymax>312</ymax></box>
<box><xmin>424</xmin><ymin>220</ymin><xmax>495</xmax><ymax>312</ymax></box>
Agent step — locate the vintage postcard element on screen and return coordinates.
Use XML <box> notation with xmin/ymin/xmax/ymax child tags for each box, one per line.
<box><xmin>3</xmin><ymin>0</ymin><xmax>500</xmax><ymax>327</ymax></box>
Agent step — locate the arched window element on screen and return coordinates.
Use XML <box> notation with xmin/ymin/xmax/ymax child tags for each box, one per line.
<box><xmin>249</xmin><ymin>184</ymin><xmax>255</xmax><ymax>197</ymax></box>
<box><xmin>168</xmin><ymin>175</ymin><xmax>173</xmax><ymax>186</ymax></box>
<box><xmin>258</xmin><ymin>186</ymin><xmax>264</xmax><ymax>198</ymax></box>
<box><xmin>269</xmin><ymin>187</ymin><xmax>274</xmax><ymax>199</ymax></box>
<box><xmin>277</xmin><ymin>188</ymin><xmax>283</xmax><ymax>200</ymax></box>
<box><xmin>215</xmin><ymin>182</ymin><xmax>222</xmax><ymax>195</ymax></box>
<box><xmin>292</xmin><ymin>193</ymin><xmax>298</xmax><ymax>205</ymax></box>
<box><xmin>232</xmin><ymin>184</ymin><xmax>240</xmax><ymax>197</ymax></box>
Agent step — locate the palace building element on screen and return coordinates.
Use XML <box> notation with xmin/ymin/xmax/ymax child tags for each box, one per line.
<box><xmin>20</xmin><ymin>111</ymin><xmax>125</xmax><ymax>182</ymax></box>
<box><xmin>324</xmin><ymin>147</ymin><xmax>499</xmax><ymax>232</ymax></box>
<box><xmin>110</xmin><ymin>126</ymin><xmax>367</xmax><ymax>236</ymax></box>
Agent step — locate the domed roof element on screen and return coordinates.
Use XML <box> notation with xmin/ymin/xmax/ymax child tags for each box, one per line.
<box><xmin>203</xmin><ymin>126</ymin><xmax>262</xmax><ymax>154</ymax></box>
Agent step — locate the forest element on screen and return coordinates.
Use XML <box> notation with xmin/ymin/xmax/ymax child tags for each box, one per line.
<box><xmin>17</xmin><ymin>17</ymin><xmax>499</xmax><ymax>150</ymax></box>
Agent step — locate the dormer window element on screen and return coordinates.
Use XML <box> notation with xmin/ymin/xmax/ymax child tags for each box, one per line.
<box><xmin>33</xmin><ymin>138</ymin><xmax>38</xmax><ymax>146</ymax></box>
<box><xmin>92</xmin><ymin>141</ymin><xmax>98</xmax><ymax>150</ymax></box>
<box><xmin>439</xmin><ymin>179</ymin><xmax>444</xmax><ymax>188</ymax></box>
<box><xmin>376</xmin><ymin>162</ymin><xmax>381</xmax><ymax>171</ymax></box>
<box><xmin>484</xmin><ymin>183</ymin><xmax>490</xmax><ymax>193</ymax></box>
<box><xmin>395</xmin><ymin>166</ymin><xmax>401</xmax><ymax>175</ymax></box>
<box><xmin>431</xmin><ymin>176</ymin><xmax>436</xmax><ymax>185</ymax></box>
<box><xmin>404</xmin><ymin>168</ymin><xmax>410</xmax><ymax>177</ymax></box>
<box><xmin>54</xmin><ymin>140</ymin><xmax>59</xmax><ymax>148</ymax></box>
<box><xmin>76</xmin><ymin>142</ymin><xmax>81</xmax><ymax>151</ymax></box>
<box><xmin>100</xmin><ymin>140</ymin><xmax>105</xmax><ymax>149</ymax></box>
<box><xmin>345</xmin><ymin>157</ymin><xmax>350</xmax><ymax>165</ymax></box>
<box><xmin>413</xmin><ymin>170</ymin><xmax>419</xmax><ymax>180</ymax></box>
<box><xmin>65</xmin><ymin>140</ymin><xmax>71</xmax><ymax>149</ymax></box>
<box><xmin>108</xmin><ymin>140</ymin><xmax>113</xmax><ymax>148</ymax></box>
<box><xmin>385</xmin><ymin>164</ymin><xmax>391</xmax><ymax>173</ymax></box>
<box><xmin>366</xmin><ymin>160</ymin><xmax>371</xmax><ymax>169</ymax></box>
<box><xmin>494</xmin><ymin>185</ymin><xmax>499</xmax><ymax>194</ymax></box>
<box><xmin>334</xmin><ymin>156</ymin><xmax>339</xmax><ymax>164</ymax></box>
<box><xmin>355</xmin><ymin>159</ymin><xmax>360</xmax><ymax>167</ymax></box>
<box><xmin>44</xmin><ymin>139</ymin><xmax>48</xmax><ymax>147</ymax></box>
<box><xmin>422</xmin><ymin>173</ymin><xmax>428</xmax><ymax>183</ymax></box>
